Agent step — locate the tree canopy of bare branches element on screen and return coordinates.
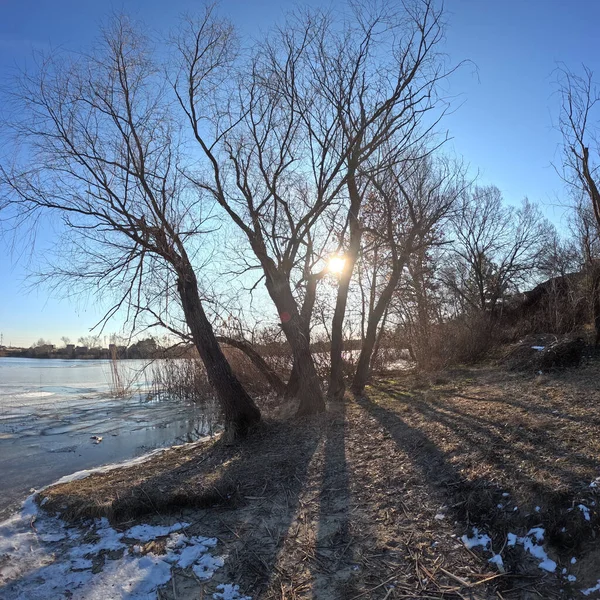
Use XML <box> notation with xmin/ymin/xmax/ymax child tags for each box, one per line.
<box><xmin>0</xmin><ymin>17</ymin><xmax>261</xmax><ymax>437</ymax></box>
<box><xmin>557</xmin><ymin>64</ymin><xmax>600</xmax><ymax>343</ymax></box>
<box><xmin>442</xmin><ymin>187</ymin><xmax>551</xmax><ymax>316</ymax></box>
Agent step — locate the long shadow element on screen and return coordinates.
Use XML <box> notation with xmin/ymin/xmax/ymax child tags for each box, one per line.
<box><xmin>356</xmin><ymin>392</ymin><xmax>535</xmax><ymax>529</ymax></box>
<box><xmin>0</xmin><ymin>417</ymin><xmax>324</xmax><ymax>600</ymax></box>
<box><xmin>199</xmin><ymin>418</ymin><xmax>324</xmax><ymax>598</ymax></box>
<box><xmin>391</xmin><ymin>388</ymin><xmax>596</xmax><ymax>483</ymax></box>
<box><xmin>432</xmin><ymin>397</ymin><xmax>599</xmax><ymax>479</ymax></box>
<box><xmin>452</xmin><ymin>390</ymin><xmax>600</xmax><ymax>427</ymax></box>
<box><xmin>355</xmin><ymin>395</ymin><xmax>464</xmax><ymax>496</ymax></box>
<box><xmin>310</xmin><ymin>401</ymin><xmax>353</xmax><ymax>598</ymax></box>
<box><xmin>120</xmin><ymin>417</ymin><xmax>324</xmax><ymax>598</ymax></box>
<box><xmin>374</xmin><ymin>382</ymin><xmax>599</xmax><ymax>486</ymax></box>
<box><xmin>357</xmin><ymin>388</ymin><xmax>600</xmax><ymax>568</ymax></box>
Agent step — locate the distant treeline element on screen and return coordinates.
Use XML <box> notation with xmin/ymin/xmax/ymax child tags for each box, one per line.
<box><xmin>1</xmin><ymin>338</ymin><xmax>194</xmax><ymax>360</ymax></box>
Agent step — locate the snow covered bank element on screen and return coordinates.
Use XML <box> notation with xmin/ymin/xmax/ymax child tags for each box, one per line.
<box><xmin>0</xmin><ymin>441</ymin><xmax>247</xmax><ymax>600</ymax></box>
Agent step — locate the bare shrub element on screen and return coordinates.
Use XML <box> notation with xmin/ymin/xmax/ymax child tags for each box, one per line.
<box><xmin>108</xmin><ymin>347</ymin><xmax>128</xmax><ymax>398</ymax></box>
<box><xmin>151</xmin><ymin>359</ymin><xmax>214</xmax><ymax>405</ymax></box>
<box><xmin>221</xmin><ymin>347</ymin><xmax>275</xmax><ymax>396</ymax></box>
<box><xmin>107</xmin><ymin>348</ymin><xmax>147</xmax><ymax>399</ymax></box>
<box><xmin>415</xmin><ymin>313</ymin><xmax>494</xmax><ymax>370</ymax></box>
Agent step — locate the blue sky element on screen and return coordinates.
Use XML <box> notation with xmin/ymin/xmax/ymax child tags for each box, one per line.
<box><xmin>1</xmin><ymin>0</ymin><xmax>599</xmax><ymax>347</ymax></box>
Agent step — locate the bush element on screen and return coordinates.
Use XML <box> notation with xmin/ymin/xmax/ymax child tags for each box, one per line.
<box><xmin>150</xmin><ymin>358</ymin><xmax>214</xmax><ymax>404</ymax></box>
<box><xmin>221</xmin><ymin>346</ymin><xmax>279</xmax><ymax>395</ymax></box>
<box><xmin>414</xmin><ymin>313</ymin><xmax>495</xmax><ymax>370</ymax></box>
<box><xmin>150</xmin><ymin>346</ymin><xmax>282</xmax><ymax>406</ymax></box>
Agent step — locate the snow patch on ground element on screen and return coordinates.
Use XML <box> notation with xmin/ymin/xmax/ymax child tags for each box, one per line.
<box><xmin>213</xmin><ymin>583</ymin><xmax>252</xmax><ymax>600</ymax></box>
<box><xmin>506</xmin><ymin>528</ymin><xmax>556</xmax><ymax>573</ymax></box>
<box><xmin>488</xmin><ymin>554</ymin><xmax>504</xmax><ymax>569</ymax></box>
<box><xmin>461</xmin><ymin>528</ymin><xmax>491</xmax><ymax>550</ymax></box>
<box><xmin>582</xmin><ymin>580</ymin><xmax>600</xmax><ymax>596</ymax></box>
<box><xmin>0</xmin><ymin>452</ymin><xmax>244</xmax><ymax>600</ymax></box>
<box><xmin>464</xmin><ymin>526</ymin><xmax>557</xmax><ymax>575</ymax></box>
<box><xmin>193</xmin><ymin>553</ymin><xmax>226</xmax><ymax>580</ymax></box>
<box><xmin>124</xmin><ymin>522</ymin><xmax>188</xmax><ymax>543</ymax></box>
<box><xmin>578</xmin><ymin>504</ymin><xmax>591</xmax><ymax>521</ymax></box>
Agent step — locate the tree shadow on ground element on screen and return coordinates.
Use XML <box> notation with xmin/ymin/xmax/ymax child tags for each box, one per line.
<box><xmin>310</xmin><ymin>401</ymin><xmax>354</xmax><ymax>598</ymax></box>
<box><xmin>451</xmin><ymin>389</ymin><xmax>600</xmax><ymax>428</ymax></box>
<box><xmin>358</xmin><ymin>383</ymin><xmax>599</xmax><ymax>572</ymax></box>
<box><xmin>229</xmin><ymin>403</ymin><xmax>354</xmax><ymax>598</ymax></box>
<box><xmin>375</xmin><ymin>382</ymin><xmax>598</xmax><ymax>490</ymax></box>
<box><xmin>202</xmin><ymin>417</ymin><xmax>327</xmax><ymax>598</ymax></box>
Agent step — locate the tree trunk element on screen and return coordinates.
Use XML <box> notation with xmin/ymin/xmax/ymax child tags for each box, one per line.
<box><xmin>328</xmin><ymin>169</ymin><xmax>363</xmax><ymax>400</ymax></box>
<box><xmin>215</xmin><ymin>336</ymin><xmax>286</xmax><ymax>396</ymax></box>
<box><xmin>285</xmin><ymin>360</ymin><xmax>300</xmax><ymax>398</ymax></box>
<box><xmin>285</xmin><ymin>270</ymin><xmax>322</xmax><ymax>400</ymax></box>
<box><xmin>580</xmin><ymin>148</ymin><xmax>600</xmax><ymax>346</ymax></box>
<box><xmin>411</xmin><ymin>256</ymin><xmax>432</xmax><ymax>363</ymax></box>
<box><xmin>282</xmin><ymin>313</ymin><xmax>325</xmax><ymax>415</ymax></box>
<box><xmin>592</xmin><ymin>262</ymin><xmax>600</xmax><ymax>346</ymax></box>
<box><xmin>370</xmin><ymin>305</ymin><xmax>389</xmax><ymax>372</ymax></box>
<box><xmin>263</xmin><ymin>268</ymin><xmax>325</xmax><ymax>415</ymax></box>
<box><xmin>177</xmin><ymin>265</ymin><xmax>261</xmax><ymax>438</ymax></box>
<box><xmin>351</xmin><ymin>265</ymin><xmax>404</xmax><ymax>395</ymax></box>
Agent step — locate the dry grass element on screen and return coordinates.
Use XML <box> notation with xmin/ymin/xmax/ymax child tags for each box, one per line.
<box><xmin>37</xmin><ymin>357</ymin><xmax>600</xmax><ymax>599</ymax></box>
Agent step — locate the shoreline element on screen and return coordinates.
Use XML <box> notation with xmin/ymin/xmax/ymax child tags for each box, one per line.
<box><xmin>2</xmin><ymin>362</ymin><xmax>600</xmax><ymax>598</ymax></box>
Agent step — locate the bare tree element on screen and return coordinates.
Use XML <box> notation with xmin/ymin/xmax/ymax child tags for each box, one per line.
<box><xmin>398</xmin><ymin>243</ymin><xmax>445</xmax><ymax>365</ymax></box>
<box><xmin>569</xmin><ymin>200</ymin><xmax>600</xmax><ymax>267</ymax></box>
<box><xmin>173</xmin><ymin>0</ymin><xmax>457</xmax><ymax>407</ymax></box>
<box><xmin>350</xmin><ymin>155</ymin><xmax>461</xmax><ymax>394</ymax></box>
<box><xmin>0</xmin><ymin>18</ymin><xmax>261</xmax><ymax>437</ymax></box>
<box><xmin>77</xmin><ymin>336</ymin><xmax>102</xmax><ymax>349</ymax></box>
<box><xmin>442</xmin><ymin>188</ymin><xmax>551</xmax><ymax>317</ymax></box>
<box><xmin>558</xmin><ymin>66</ymin><xmax>600</xmax><ymax>233</ymax></box>
<box><xmin>323</xmin><ymin>0</ymin><xmax>454</xmax><ymax>399</ymax></box>
<box><xmin>557</xmin><ymin>65</ymin><xmax>600</xmax><ymax>343</ymax></box>
<box><xmin>173</xmin><ymin>6</ymin><xmax>349</xmax><ymax>415</ymax></box>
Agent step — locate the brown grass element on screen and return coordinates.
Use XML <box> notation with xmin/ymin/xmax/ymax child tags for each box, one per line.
<box><xmin>37</xmin><ymin>358</ymin><xmax>600</xmax><ymax>599</ymax></box>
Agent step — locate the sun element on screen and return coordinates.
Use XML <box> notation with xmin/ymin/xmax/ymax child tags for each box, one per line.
<box><xmin>328</xmin><ymin>255</ymin><xmax>346</xmax><ymax>274</ymax></box>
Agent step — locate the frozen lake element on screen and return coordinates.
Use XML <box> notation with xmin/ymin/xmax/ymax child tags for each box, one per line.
<box><xmin>0</xmin><ymin>358</ymin><xmax>216</xmax><ymax>518</ymax></box>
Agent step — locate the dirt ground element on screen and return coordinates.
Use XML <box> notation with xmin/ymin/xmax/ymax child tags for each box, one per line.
<box><xmin>39</xmin><ymin>358</ymin><xmax>600</xmax><ymax>599</ymax></box>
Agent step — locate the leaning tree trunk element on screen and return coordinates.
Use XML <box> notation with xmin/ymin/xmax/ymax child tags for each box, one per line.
<box><xmin>369</xmin><ymin>305</ymin><xmax>389</xmax><ymax>372</ymax></box>
<box><xmin>177</xmin><ymin>265</ymin><xmax>261</xmax><ymax>438</ymax></box>
<box><xmin>216</xmin><ymin>336</ymin><xmax>286</xmax><ymax>396</ymax></box>
<box><xmin>328</xmin><ymin>169</ymin><xmax>363</xmax><ymax>400</ymax></box>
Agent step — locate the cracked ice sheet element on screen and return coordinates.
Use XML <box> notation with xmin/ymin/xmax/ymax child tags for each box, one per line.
<box><xmin>0</xmin><ymin>493</ymin><xmax>241</xmax><ymax>600</ymax></box>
